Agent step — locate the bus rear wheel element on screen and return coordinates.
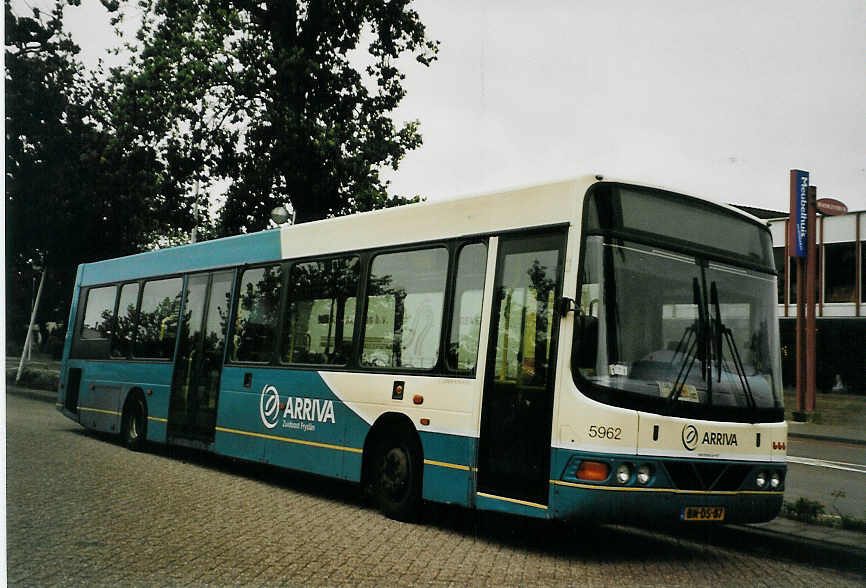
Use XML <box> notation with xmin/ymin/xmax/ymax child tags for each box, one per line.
<box><xmin>373</xmin><ymin>434</ymin><xmax>421</xmax><ymax>522</ymax></box>
<box><xmin>121</xmin><ymin>395</ymin><xmax>147</xmax><ymax>452</ymax></box>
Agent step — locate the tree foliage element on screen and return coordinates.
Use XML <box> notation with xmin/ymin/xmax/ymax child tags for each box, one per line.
<box><xmin>4</xmin><ymin>0</ymin><xmax>437</xmax><ymax>350</ymax></box>
<box><xmin>4</xmin><ymin>0</ymin><xmax>194</xmax><ymax>345</ymax></box>
<box><xmin>5</xmin><ymin>0</ymin><xmax>90</xmax><ymax>343</ymax></box>
<box><xmin>109</xmin><ymin>0</ymin><xmax>439</xmax><ymax>233</ymax></box>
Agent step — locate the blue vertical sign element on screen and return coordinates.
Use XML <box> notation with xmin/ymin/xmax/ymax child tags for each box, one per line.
<box><xmin>789</xmin><ymin>170</ymin><xmax>809</xmax><ymax>258</ymax></box>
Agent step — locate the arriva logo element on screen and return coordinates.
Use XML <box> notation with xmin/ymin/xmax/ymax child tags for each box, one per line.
<box><xmin>258</xmin><ymin>384</ymin><xmax>337</xmax><ymax>430</ymax></box>
<box><xmin>682</xmin><ymin>424</ymin><xmax>699</xmax><ymax>451</ymax></box>
<box><xmin>681</xmin><ymin>424</ymin><xmax>739</xmax><ymax>451</ymax></box>
<box><xmin>260</xmin><ymin>385</ymin><xmax>281</xmax><ymax>429</ymax></box>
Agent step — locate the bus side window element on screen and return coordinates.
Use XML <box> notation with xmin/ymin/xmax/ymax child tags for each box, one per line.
<box><xmin>283</xmin><ymin>256</ymin><xmax>359</xmax><ymax>365</ymax></box>
<box><xmin>575</xmin><ymin>236</ymin><xmax>603</xmax><ymax>377</ymax></box>
<box><xmin>134</xmin><ymin>277</ymin><xmax>183</xmax><ymax>360</ymax></box>
<box><xmin>74</xmin><ymin>285</ymin><xmax>118</xmax><ymax>359</ymax></box>
<box><xmin>362</xmin><ymin>248</ymin><xmax>448</xmax><ymax>370</ymax></box>
<box><xmin>446</xmin><ymin>243</ymin><xmax>487</xmax><ymax>372</ymax></box>
<box><xmin>111</xmin><ymin>283</ymin><xmax>139</xmax><ymax>358</ymax></box>
<box><xmin>79</xmin><ymin>286</ymin><xmax>117</xmax><ymax>342</ymax></box>
<box><xmin>232</xmin><ymin>265</ymin><xmax>283</xmax><ymax>363</ymax></box>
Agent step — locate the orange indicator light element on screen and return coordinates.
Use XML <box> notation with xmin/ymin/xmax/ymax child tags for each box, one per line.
<box><xmin>413</xmin><ymin>394</ymin><xmax>424</xmax><ymax>405</ymax></box>
<box><xmin>420</xmin><ymin>418</ymin><xmax>430</xmax><ymax>426</ymax></box>
<box><xmin>576</xmin><ymin>461</ymin><xmax>610</xmax><ymax>481</ymax></box>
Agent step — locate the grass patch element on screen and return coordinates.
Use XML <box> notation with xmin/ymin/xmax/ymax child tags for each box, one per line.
<box><xmin>5</xmin><ymin>366</ymin><xmax>59</xmax><ymax>391</ymax></box>
<box><xmin>781</xmin><ymin>497</ymin><xmax>825</xmax><ymax>523</ymax></box>
<box><xmin>5</xmin><ymin>357</ymin><xmax>61</xmax><ymax>391</ymax></box>
<box><xmin>780</xmin><ymin>494</ymin><xmax>866</xmax><ymax>533</ymax></box>
<box><xmin>783</xmin><ymin>389</ymin><xmax>866</xmax><ymax>427</ymax></box>
<box><xmin>839</xmin><ymin>514</ymin><xmax>866</xmax><ymax>533</ymax></box>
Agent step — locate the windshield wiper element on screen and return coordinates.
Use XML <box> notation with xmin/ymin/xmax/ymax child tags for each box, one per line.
<box><xmin>710</xmin><ymin>281</ymin><xmax>755</xmax><ymax>409</ymax></box>
<box><xmin>668</xmin><ymin>278</ymin><xmax>705</xmax><ymax>406</ymax></box>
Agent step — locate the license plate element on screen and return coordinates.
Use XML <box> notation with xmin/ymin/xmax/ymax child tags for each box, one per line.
<box><xmin>682</xmin><ymin>506</ymin><xmax>725</xmax><ymax>521</ymax></box>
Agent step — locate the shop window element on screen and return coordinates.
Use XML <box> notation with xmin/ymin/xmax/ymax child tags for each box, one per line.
<box><xmin>861</xmin><ymin>242</ymin><xmax>865</xmax><ymax>303</ymax></box>
<box><xmin>824</xmin><ymin>242</ymin><xmax>856</xmax><ymax>302</ymax></box>
<box><xmin>772</xmin><ymin>247</ymin><xmax>785</xmax><ymax>304</ymax></box>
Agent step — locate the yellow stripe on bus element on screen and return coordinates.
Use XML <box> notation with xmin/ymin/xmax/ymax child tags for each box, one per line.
<box><xmin>551</xmin><ymin>479</ymin><xmax>784</xmax><ymax>496</ymax></box>
<box><xmin>214</xmin><ymin>426</ymin><xmax>363</xmax><ymax>454</ymax></box>
<box><xmin>423</xmin><ymin>459</ymin><xmax>470</xmax><ymax>471</ymax></box>
<box><xmin>77</xmin><ymin>406</ymin><xmax>121</xmax><ymax>416</ymax></box>
<box><xmin>78</xmin><ymin>406</ymin><xmax>168</xmax><ymax>422</ymax></box>
<box><xmin>476</xmin><ymin>491</ymin><xmax>549</xmax><ymax>510</ymax></box>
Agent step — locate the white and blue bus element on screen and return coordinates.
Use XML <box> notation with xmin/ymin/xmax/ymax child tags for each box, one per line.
<box><xmin>57</xmin><ymin>177</ymin><xmax>787</xmax><ymax>523</ymax></box>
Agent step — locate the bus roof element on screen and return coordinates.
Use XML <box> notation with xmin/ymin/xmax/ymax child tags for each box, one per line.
<box><xmin>76</xmin><ymin>175</ymin><xmax>761</xmax><ymax>286</ymax></box>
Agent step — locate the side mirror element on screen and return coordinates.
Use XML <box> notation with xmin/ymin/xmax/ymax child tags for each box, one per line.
<box><xmin>559</xmin><ymin>296</ymin><xmax>575</xmax><ymax>317</ymax></box>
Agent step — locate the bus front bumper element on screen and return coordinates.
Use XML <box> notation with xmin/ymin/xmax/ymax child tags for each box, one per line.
<box><xmin>550</xmin><ymin>480</ymin><xmax>784</xmax><ymax>524</ymax></box>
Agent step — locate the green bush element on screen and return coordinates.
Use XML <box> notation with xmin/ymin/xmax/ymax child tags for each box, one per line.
<box><xmin>839</xmin><ymin>514</ymin><xmax>866</xmax><ymax>533</ymax></box>
<box><xmin>5</xmin><ymin>368</ymin><xmax>59</xmax><ymax>391</ymax></box>
<box><xmin>782</xmin><ymin>497</ymin><xmax>825</xmax><ymax>523</ymax></box>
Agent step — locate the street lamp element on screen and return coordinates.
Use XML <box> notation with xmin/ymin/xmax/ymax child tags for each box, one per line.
<box><xmin>191</xmin><ymin>178</ymin><xmax>200</xmax><ymax>243</ymax></box>
<box><xmin>270</xmin><ymin>205</ymin><xmax>295</xmax><ymax>226</ymax></box>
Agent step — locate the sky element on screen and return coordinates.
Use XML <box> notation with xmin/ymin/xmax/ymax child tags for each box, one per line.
<box><xmin>18</xmin><ymin>0</ymin><xmax>866</xmax><ymax>212</ymax></box>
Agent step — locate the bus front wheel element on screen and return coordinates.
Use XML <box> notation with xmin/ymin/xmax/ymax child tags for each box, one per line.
<box><xmin>373</xmin><ymin>433</ymin><xmax>422</xmax><ymax>522</ymax></box>
<box><xmin>121</xmin><ymin>394</ymin><xmax>147</xmax><ymax>452</ymax></box>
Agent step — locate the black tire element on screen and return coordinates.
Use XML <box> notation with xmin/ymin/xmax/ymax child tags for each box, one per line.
<box><xmin>121</xmin><ymin>395</ymin><xmax>147</xmax><ymax>452</ymax></box>
<box><xmin>372</xmin><ymin>432</ymin><xmax>422</xmax><ymax>522</ymax></box>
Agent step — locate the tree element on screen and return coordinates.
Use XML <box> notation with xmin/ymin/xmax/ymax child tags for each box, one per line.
<box><xmin>5</xmin><ymin>0</ymin><xmax>90</xmax><ymax>346</ymax></box>
<box><xmin>108</xmin><ymin>0</ymin><xmax>439</xmax><ymax>235</ymax></box>
<box><xmin>4</xmin><ymin>0</ymin><xmax>195</xmax><ymax>349</ymax></box>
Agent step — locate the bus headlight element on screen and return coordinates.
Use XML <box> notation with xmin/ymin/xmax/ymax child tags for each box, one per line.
<box><xmin>755</xmin><ymin>471</ymin><xmax>767</xmax><ymax>488</ymax></box>
<box><xmin>637</xmin><ymin>464</ymin><xmax>652</xmax><ymax>485</ymax></box>
<box><xmin>616</xmin><ymin>463</ymin><xmax>632</xmax><ymax>484</ymax></box>
<box><xmin>770</xmin><ymin>471</ymin><xmax>781</xmax><ymax>489</ymax></box>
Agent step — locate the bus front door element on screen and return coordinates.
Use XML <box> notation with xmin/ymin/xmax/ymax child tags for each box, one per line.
<box><xmin>477</xmin><ymin>230</ymin><xmax>565</xmax><ymax>507</ymax></box>
<box><xmin>168</xmin><ymin>270</ymin><xmax>234</xmax><ymax>442</ymax></box>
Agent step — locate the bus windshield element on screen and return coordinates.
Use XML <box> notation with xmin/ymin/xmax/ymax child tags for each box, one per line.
<box><xmin>574</xmin><ymin>237</ymin><xmax>784</xmax><ymax>422</ymax></box>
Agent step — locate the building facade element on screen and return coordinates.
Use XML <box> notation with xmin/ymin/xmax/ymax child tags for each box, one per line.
<box><xmin>759</xmin><ymin>208</ymin><xmax>864</xmax><ymax>395</ymax></box>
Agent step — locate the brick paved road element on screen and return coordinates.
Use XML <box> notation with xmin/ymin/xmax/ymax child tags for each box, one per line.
<box><xmin>6</xmin><ymin>395</ymin><xmax>864</xmax><ymax>586</ymax></box>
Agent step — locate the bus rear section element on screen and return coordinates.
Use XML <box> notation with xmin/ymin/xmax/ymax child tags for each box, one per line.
<box><xmin>550</xmin><ymin>182</ymin><xmax>786</xmax><ymax>524</ymax></box>
<box><xmin>51</xmin><ymin>181</ymin><xmax>582</xmax><ymax>523</ymax></box>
